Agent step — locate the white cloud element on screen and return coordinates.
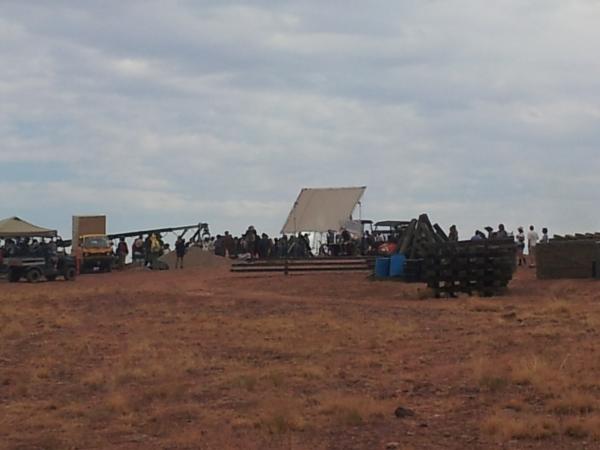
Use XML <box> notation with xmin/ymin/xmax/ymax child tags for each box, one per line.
<box><xmin>111</xmin><ymin>58</ymin><xmax>154</xmax><ymax>77</ymax></box>
<box><xmin>1</xmin><ymin>1</ymin><xmax>600</xmax><ymax>238</ymax></box>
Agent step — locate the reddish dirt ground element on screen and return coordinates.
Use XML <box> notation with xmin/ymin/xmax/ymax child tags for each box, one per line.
<box><xmin>1</xmin><ymin>266</ymin><xmax>599</xmax><ymax>449</ymax></box>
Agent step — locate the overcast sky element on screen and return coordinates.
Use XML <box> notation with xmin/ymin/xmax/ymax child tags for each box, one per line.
<box><xmin>1</xmin><ymin>1</ymin><xmax>599</xmax><ymax>239</ymax></box>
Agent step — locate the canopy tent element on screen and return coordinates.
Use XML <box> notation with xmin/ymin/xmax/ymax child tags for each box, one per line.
<box><xmin>0</xmin><ymin>216</ymin><xmax>57</xmax><ymax>238</ymax></box>
<box><xmin>281</xmin><ymin>187</ymin><xmax>366</xmax><ymax>234</ymax></box>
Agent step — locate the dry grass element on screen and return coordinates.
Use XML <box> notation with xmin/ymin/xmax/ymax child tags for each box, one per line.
<box><xmin>0</xmin><ymin>319</ymin><xmax>26</xmax><ymax>340</ymax></box>
<box><xmin>2</xmin><ymin>269</ymin><xmax>600</xmax><ymax>449</ymax></box>
<box><xmin>475</xmin><ymin>291</ymin><xmax>600</xmax><ymax>444</ymax></box>
<box><xmin>481</xmin><ymin>412</ymin><xmax>559</xmax><ymax>440</ymax></box>
<box><xmin>231</xmin><ymin>373</ymin><xmax>259</xmax><ymax>391</ymax></box>
<box><xmin>257</xmin><ymin>407</ymin><xmax>307</xmax><ymax>434</ymax></box>
<box><xmin>318</xmin><ymin>393</ymin><xmax>392</xmax><ymax>426</ymax></box>
<box><xmin>562</xmin><ymin>415</ymin><xmax>600</xmax><ymax>439</ymax></box>
<box><xmin>472</xmin><ymin>352</ymin><xmax>574</xmax><ymax>395</ymax></box>
<box><xmin>472</xmin><ymin>357</ymin><xmax>511</xmax><ymax>393</ymax></box>
<box><xmin>510</xmin><ymin>355</ymin><xmax>568</xmax><ymax>394</ymax></box>
<box><xmin>540</xmin><ymin>297</ymin><xmax>573</xmax><ymax>316</ymax></box>
<box><xmin>483</xmin><ymin>412</ymin><xmax>600</xmax><ymax>442</ymax></box>
<box><xmin>548</xmin><ymin>391</ymin><xmax>597</xmax><ymax>415</ymax></box>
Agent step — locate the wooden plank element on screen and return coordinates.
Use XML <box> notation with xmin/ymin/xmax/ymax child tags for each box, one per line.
<box><xmin>232</xmin><ymin>259</ymin><xmax>370</xmax><ymax>268</ymax></box>
<box><xmin>433</xmin><ymin>224</ymin><xmax>449</xmax><ymax>242</ymax></box>
<box><xmin>399</xmin><ymin>219</ymin><xmax>417</xmax><ymax>255</ymax></box>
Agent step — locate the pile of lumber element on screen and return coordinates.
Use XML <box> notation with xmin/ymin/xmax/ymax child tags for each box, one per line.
<box><xmin>393</xmin><ymin>214</ymin><xmax>448</xmax><ymax>282</ymax></box>
<box><xmin>551</xmin><ymin>233</ymin><xmax>600</xmax><ymax>241</ymax></box>
<box><xmin>398</xmin><ymin>214</ymin><xmax>449</xmax><ymax>259</ymax></box>
<box><xmin>423</xmin><ymin>239</ymin><xmax>517</xmax><ymax>297</ymax></box>
<box><xmin>537</xmin><ymin>240</ymin><xmax>600</xmax><ymax>279</ymax></box>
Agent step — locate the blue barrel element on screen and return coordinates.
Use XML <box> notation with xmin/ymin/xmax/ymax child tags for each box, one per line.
<box><xmin>389</xmin><ymin>253</ymin><xmax>406</xmax><ymax>277</ymax></box>
<box><xmin>375</xmin><ymin>257</ymin><xmax>391</xmax><ymax>278</ymax></box>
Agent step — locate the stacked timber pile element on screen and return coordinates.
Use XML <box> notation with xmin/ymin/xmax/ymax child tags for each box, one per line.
<box><xmin>551</xmin><ymin>233</ymin><xmax>600</xmax><ymax>241</ymax></box>
<box><xmin>423</xmin><ymin>239</ymin><xmax>517</xmax><ymax>297</ymax></box>
<box><xmin>397</xmin><ymin>214</ymin><xmax>449</xmax><ymax>259</ymax></box>
<box><xmin>396</xmin><ymin>214</ymin><xmax>448</xmax><ymax>282</ymax></box>
<box><xmin>537</xmin><ymin>238</ymin><xmax>600</xmax><ymax>279</ymax></box>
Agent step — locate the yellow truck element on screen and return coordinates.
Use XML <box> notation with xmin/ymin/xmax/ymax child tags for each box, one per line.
<box><xmin>79</xmin><ymin>234</ymin><xmax>114</xmax><ymax>272</ymax></box>
<box><xmin>72</xmin><ymin>215</ymin><xmax>114</xmax><ymax>273</ymax></box>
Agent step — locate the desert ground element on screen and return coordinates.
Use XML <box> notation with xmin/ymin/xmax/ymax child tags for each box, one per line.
<box><xmin>1</xmin><ymin>264</ymin><xmax>599</xmax><ymax>450</ymax></box>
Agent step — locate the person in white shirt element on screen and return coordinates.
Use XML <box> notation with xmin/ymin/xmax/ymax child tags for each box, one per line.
<box><xmin>527</xmin><ymin>225</ymin><xmax>539</xmax><ymax>268</ymax></box>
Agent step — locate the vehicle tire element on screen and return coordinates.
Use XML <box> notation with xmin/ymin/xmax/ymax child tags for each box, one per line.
<box><xmin>26</xmin><ymin>268</ymin><xmax>43</xmax><ymax>283</ymax></box>
<box><xmin>46</xmin><ymin>275</ymin><xmax>57</xmax><ymax>282</ymax></box>
<box><xmin>8</xmin><ymin>269</ymin><xmax>21</xmax><ymax>283</ymax></box>
<box><xmin>64</xmin><ymin>267</ymin><xmax>76</xmax><ymax>281</ymax></box>
<box><xmin>105</xmin><ymin>262</ymin><xmax>112</xmax><ymax>273</ymax></box>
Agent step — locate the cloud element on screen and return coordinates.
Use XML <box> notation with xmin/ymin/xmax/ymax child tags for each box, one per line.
<box><xmin>1</xmin><ymin>1</ymin><xmax>600</xmax><ymax>239</ymax></box>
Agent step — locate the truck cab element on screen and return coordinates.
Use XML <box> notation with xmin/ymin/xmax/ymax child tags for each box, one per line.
<box><xmin>80</xmin><ymin>234</ymin><xmax>114</xmax><ymax>272</ymax></box>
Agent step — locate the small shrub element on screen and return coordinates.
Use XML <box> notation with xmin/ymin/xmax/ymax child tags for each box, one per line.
<box><xmin>299</xmin><ymin>366</ymin><xmax>325</xmax><ymax>380</ymax></box>
<box><xmin>234</xmin><ymin>374</ymin><xmax>258</xmax><ymax>392</ymax></box>
<box><xmin>562</xmin><ymin>416</ymin><xmax>600</xmax><ymax>440</ymax></box>
<box><xmin>266</xmin><ymin>414</ymin><xmax>295</xmax><ymax>433</ymax></box>
<box><xmin>510</xmin><ymin>355</ymin><xmax>567</xmax><ymax>394</ymax></box>
<box><xmin>542</xmin><ymin>299</ymin><xmax>572</xmax><ymax>316</ymax></box>
<box><xmin>266</xmin><ymin>371</ymin><xmax>285</xmax><ymax>388</ymax></box>
<box><xmin>257</xmin><ymin>406</ymin><xmax>306</xmax><ymax>434</ymax></box>
<box><xmin>105</xmin><ymin>391</ymin><xmax>131</xmax><ymax>414</ymax></box>
<box><xmin>81</xmin><ymin>370</ymin><xmax>108</xmax><ymax>391</ymax></box>
<box><xmin>548</xmin><ymin>391</ymin><xmax>596</xmax><ymax>415</ymax></box>
<box><xmin>318</xmin><ymin>394</ymin><xmax>388</xmax><ymax>426</ymax></box>
<box><xmin>481</xmin><ymin>412</ymin><xmax>559</xmax><ymax>440</ymax></box>
<box><xmin>563</xmin><ymin>419</ymin><xmax>589</xmax><ymax>438</ymax></box>
<box><xmin>471</xmin><ymin>357</ymin><xmax>510</xmax><ymax>393</ymax></box>
<box><xmin>480</xmin><ymin>374</ymin><xmax>510</xmax><ymax>393</ymax></box>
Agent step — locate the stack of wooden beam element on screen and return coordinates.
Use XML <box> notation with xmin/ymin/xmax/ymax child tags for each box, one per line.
<box><xmin>395</xmin><ymin>214</ymin><xmax>448</xmax><ymax>282</ymax></box>
<box><xmin>423</xmin><ymin>239</ymin><xmax>517</xmax><ymax>297</ymax></box>
<box><xmin>537</xmin><ymin>238</ymin><xmax>600</xmax><ymax>279</ymax></box>
<box><xmin>398</xmin><ymin>214</ymin><xmax>449</xmax><ymax>259</ymax></box>
<box><xmin>551</xmin><ymin>233</ymin><xmax>600</xmax><ymax>241</ymax></box>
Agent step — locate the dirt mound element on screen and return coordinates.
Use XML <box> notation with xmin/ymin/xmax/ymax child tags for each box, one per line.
<box><xmin>159</xmin><ymin>247</ymin><xmax>231</xmax><ymax>269</ymax></box>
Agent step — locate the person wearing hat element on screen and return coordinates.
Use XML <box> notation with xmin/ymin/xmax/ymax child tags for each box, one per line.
<box><xmin>471</xmin><ymin>230</ymin><xmax>486</xmax><ymax>241</ymax></box>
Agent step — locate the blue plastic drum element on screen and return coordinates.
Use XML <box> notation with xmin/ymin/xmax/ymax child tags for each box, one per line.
<box><xmin>375</xmin><ymin>257</ymin><xmax>391</xmax><ymax>278</ymax></box>
<box><xmin>389</xmin><ymin>253</ymin><xmax>406</xmax><ymax>277</ymax></box>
